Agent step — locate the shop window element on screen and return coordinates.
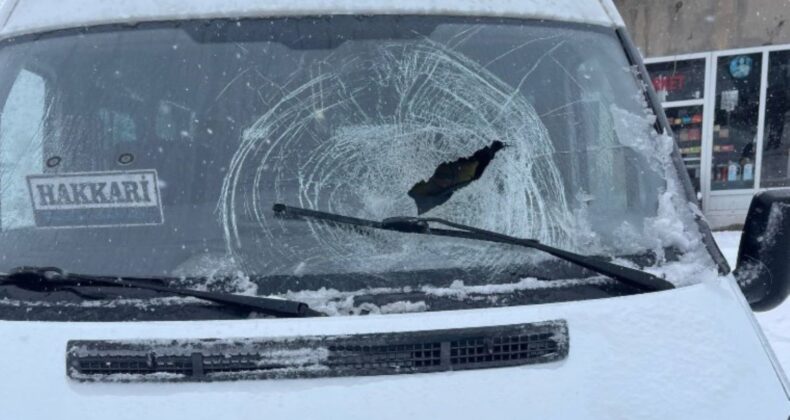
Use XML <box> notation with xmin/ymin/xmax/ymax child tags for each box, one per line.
<box><xmin>0</xmin><ymin>69</ymin><xmax>46</xmax><ymax>229</ymax></box>
<box><xmin>711</xmin><ymin>53</ymin><xmax>761</xmax><ymax>191</ymax></box>
<box><xmin>646</xmin><ymin>59</ymin><xmax>707</xmax><ymax>198</ymax></box>
<box><xmin>761</xmin><ymin>50</ymin><xmax>790</xmax><ymax>188</ymax></box>
<box><xmin>665</xmin><ymin>105</ymin><xmax>703</xmax><ymax>195</ymax></box>
<box><xmin>646</xmin><ymin>59</ymin><xmax>706</xmax><ymax>102</ymax></box>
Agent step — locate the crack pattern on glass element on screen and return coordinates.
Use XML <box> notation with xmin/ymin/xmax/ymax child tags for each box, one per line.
<box><xmin>219</xmin><ymin>40</ymin><xmax>573</xmax><ymax>276</ymax></box>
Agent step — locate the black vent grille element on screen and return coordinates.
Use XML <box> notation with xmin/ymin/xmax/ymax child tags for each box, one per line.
<box><xmin>67</xmin><ymin>320</ymin><xmax>568</xmax><ymax>382</ymax></box>
<box><xmin>450</xmin><ymin>332</ymin><xmax>556</xmax><ymax>366</ymax></box>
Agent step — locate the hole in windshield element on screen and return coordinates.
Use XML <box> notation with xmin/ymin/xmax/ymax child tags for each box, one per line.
<box><xmin>409</xmin><ymin>140</ymin><xmax>505</xmax><ymax>214</ymax></box>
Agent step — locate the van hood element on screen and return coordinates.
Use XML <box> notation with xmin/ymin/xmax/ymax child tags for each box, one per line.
<box><xmin>0</xmin><ymin>276</ymin><xmax>787</xmax><ymax>419</ymax></box>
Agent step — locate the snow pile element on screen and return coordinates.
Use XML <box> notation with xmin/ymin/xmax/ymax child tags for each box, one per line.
<box><xmin>170</xmin><ymin>253</ymin><xmax>258</xmax><ymax>295</ymax></box>
<box><xmin>591</xmin><ymin>105</ymin><xmax>718</xmax><ymax>286</ymax></box>
<box><xmin>713</xmin><ymin>231</ymin><xmax>742</xmax><ymax>265</ymax></box>
<box><xmin>419</xmin><ymin>277</ymin><xmax>611</xmax><ymax>299</ymax></box>
<box><xmin>280</xmin><ymin>276</ymin><xmax>613</xmax><ymax>316</ymax></box>
<box><xmin>611</xmin><ymin>107</ymin><xmax>697</xmax><ymax>251</ymax></box>
<box><xmin>0</xmin><ymin>295</ymin><xmax>205</xmax><ymax>310</ymax></box>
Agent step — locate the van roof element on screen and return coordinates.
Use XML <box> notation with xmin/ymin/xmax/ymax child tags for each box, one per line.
<box><xmin>0</xmin><ymin>0</ymin><xmax>624</xmax><ymax>40</ymax></box>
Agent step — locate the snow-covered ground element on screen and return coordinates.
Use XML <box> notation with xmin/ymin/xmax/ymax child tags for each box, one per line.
<box><xmin>712</xmin><ymin>230</ymin><xmax>790</xmax><ymax>374</ymax></box>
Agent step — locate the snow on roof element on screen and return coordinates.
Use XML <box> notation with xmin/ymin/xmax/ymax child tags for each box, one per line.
<box><xmin>0</xmin><ymin>0</ymin><xmax>624</xmax><ymax>39</ymax></box>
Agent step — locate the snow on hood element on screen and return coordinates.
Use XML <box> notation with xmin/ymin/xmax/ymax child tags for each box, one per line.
<box><xmin>0</xmin><ymin>277</ymin><xmax>787</xmax><ymax>419</ymax></box>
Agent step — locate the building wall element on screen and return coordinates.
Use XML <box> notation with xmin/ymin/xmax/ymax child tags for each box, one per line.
<box><xmin>614</xmin><ymin>0</ymin><xmax>790</xmax><ymax>57</ymax></box>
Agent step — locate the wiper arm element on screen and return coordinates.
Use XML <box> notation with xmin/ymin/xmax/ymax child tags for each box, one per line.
<box><xmin>0</xmin><ymin>266</ymin><xmax>323</xmax><ymax>318</ymax></box>
<box><xmin>273</xmin><ymin>204</ymin><xmax>674</xmax><ymax>292</ymax></box>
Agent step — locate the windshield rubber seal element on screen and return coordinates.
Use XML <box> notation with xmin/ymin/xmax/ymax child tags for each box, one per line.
<box><xmin>0</xmin><ymin>15</ymin><xmax>619</xmax><ymax>47</ymax></box>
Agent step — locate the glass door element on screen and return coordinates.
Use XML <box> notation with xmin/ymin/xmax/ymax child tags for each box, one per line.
<box><xmin>711</xmin><ymin>53</ymin><xmax>762</xmax><ymax>191</ymax></box>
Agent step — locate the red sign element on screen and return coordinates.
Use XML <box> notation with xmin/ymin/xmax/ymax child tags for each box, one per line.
<box><xmin>652</xmin><ymin>74</ymin><xmax>686</xmax><ymax>92</ymax></box>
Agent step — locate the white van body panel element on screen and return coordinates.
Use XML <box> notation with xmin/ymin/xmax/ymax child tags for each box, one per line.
<box><xmin>0</xmin><ymin>276</ymin><xmax>786</xmax><ymax>419</ymax></box>
<box><xmin>0</xmin><ymin>0</ymin><xmax>625</xmax><ymax>40</ymax></box>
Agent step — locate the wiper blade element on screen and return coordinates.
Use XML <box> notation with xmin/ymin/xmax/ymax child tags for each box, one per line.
<box><xmin>273</xmin><ymin>204</ymin><xmax>675</xmax><ymax>292</ymax></box>
<box><xmin>0</xmin><ymin>266</ymin><xmax>323</xmax><ymax>318</ymax></box>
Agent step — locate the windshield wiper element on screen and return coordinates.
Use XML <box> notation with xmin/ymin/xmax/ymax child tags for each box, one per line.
<box><xmin>273</xmin><ymin>204</ymin><xmax>675</xmax><ymax>292</ymax></box>
<box><xmin>0</xmin><ymin>266</ymin><xmax>323</xmax><ymax>318</ymax></box>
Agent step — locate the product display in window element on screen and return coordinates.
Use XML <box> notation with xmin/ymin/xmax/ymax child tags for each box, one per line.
<box><xmin>711</xmin><ymin>53</ymin><xmax>761</xmax><ymax>191</ymax></box>
<box><xmin>665</xmin><ymin>106</ymin><xmax>703</xmax><ymax>195</ymax></box>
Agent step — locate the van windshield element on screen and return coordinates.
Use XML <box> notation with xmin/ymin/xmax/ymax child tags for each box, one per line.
<box><xmin>0</xmin><ymin>17</ymin><xmax>717</xmax><ymax>318</ymax></box>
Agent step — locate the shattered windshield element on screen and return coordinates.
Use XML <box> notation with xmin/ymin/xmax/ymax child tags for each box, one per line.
<box><xmin>0</xmin><ymin>17</ymin><xmax>716</xmax><ymax>314</ymax></box>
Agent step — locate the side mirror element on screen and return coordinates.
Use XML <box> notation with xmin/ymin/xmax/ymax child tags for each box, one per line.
<box><xmin>735</xmin><ymin>189</ymin><xmax>790</xmax><ymax>311</ymax></box>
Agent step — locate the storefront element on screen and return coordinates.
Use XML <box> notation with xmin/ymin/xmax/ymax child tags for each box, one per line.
<box><xmin>646</xmin><ymin>44</ymin><xmax>790</xmax><ymax>228</ymax></box>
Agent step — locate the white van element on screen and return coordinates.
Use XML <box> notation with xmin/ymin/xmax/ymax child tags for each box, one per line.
<box><xmin>0</xmin><ymin>1</ymin><xmax>788</xmax><ymax>418</ymax></box>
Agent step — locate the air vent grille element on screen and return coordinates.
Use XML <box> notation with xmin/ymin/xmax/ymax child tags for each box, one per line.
<box><xmin>68</xmin><ymin>320</ymin><xmax>568</xmax><ymax>382</ymax></box>
<box><xmin>327</xmin><ymin>341</ymin><xmax>443</xmax><ymax>371</ymax></box>
<box><xmin>450</xmin><ymin>332</ymin><xmax>556</xmax><ymax>366</ymax></box>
